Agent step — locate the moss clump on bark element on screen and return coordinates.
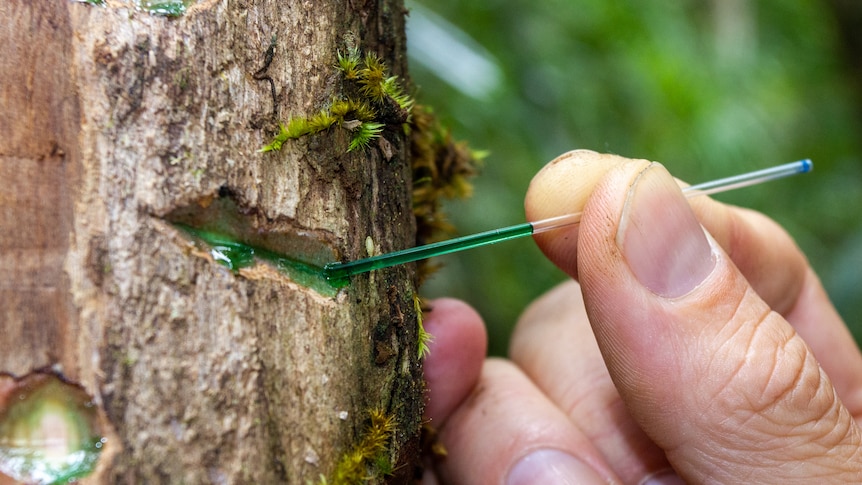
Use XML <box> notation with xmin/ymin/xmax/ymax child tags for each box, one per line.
<box><xmin>260</xmin><ymin>47</ymin><xmax>412</xmax><ymax>154</ymax></box>
<box><xmin>409</xmin><ymin>104</ymin><xmax>484</xmax><ymax>283</ymax></box>
<box><xmin>318</xmin><ymin>409</ymin><xmax>396</xmax><ymax>485</ymax></box>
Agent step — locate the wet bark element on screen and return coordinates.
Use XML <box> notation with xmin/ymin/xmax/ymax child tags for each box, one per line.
<box><xmin>0</xmin><ymin>0</ymin><xmax>423</xmax><ymax>482</ymax></box>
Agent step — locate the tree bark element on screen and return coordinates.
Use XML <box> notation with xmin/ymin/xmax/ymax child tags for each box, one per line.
<box><xmin>0</xmin><ymin>0</ymin><xmax>423</xmax><ymax>483</ymax></box>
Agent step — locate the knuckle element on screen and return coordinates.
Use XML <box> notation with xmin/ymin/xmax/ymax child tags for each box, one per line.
<box><xmin>703</xmin><ymin>307</ymin><xmax>853</xmax><ymax>453</ymax></box>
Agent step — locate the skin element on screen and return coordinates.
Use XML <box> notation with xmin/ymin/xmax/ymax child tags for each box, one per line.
<box><xmin>421</xmin><ymin>150</ymin><xmax>862</xmax><ymax>484</ymax></box>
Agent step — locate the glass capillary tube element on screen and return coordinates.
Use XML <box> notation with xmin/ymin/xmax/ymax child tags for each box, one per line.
<box><xmin>531</xmin><ymin>159</ymin><xmax>812</xmax><ymax>235</ymax></box>
<box><xmin>323</xmin><ymin>159</ymin><xmax>812</xmax><ymax>282</ymax></box>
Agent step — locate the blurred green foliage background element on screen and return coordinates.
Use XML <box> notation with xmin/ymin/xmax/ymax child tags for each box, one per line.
<box><xmin>406</xmin><ymin>0</ymin><xmax>862</xmax><ymax>355</ymax></box>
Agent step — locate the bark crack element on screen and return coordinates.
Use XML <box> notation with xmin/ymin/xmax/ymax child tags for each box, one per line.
<box><xmin>253</xmin><ymin>34</ymin><xmax>279</xmax><ymax>120</ymax></box>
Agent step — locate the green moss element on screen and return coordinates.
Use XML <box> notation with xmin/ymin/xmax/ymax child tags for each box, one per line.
<box><xmin>382</xmin><ymin>76</ymin><xmax>414</xmax><ymax>113</ymax></box>
<box><xmin>330</xmin><ymin>99</ymin><xmax>374</xmax><ymax>122</ymax></box>
<box><xmin>308</xmin><ymin>110</ymin><xmax>339</xmax><ymax>133</ymax></box>
<box><xmin>138</xmin><ymin>0</ymin><xmax>193</xmax><ymax>16</ymax></box>
<box><xmin>347</xmin><ymin>122</ymin><xmax>385</xmax><ymax>152</ymax></box>
<box><xmin>408</xmin><ymin>105</ymin><xmax>484</xmax><ymax>283</ymax></box>
<box><xmin>414</xmin><ymin>295</ymin><xmax>433</xmax><ymax>359</ymax></box>
<box><xmin>357</xmin><ymin>53</ymin><xmax>388</xmax><ymax>102</ymax></box>
<box><xmin>336</xmin><ymin>47</ymin><xmax>361</xmax><ymax>80</ymax></box>
<box><xmin>319</xmin><ymin>409</ymin><xmax>396</xmax><ymax>485</ymax></box>
<box><xmin>261</xmin><ymin>46</ymin><xmax>412</xmax><ymax>154</ymax></box>
<box><xmin>260</xmin><ymin>111</ymin><xmax>345</xmax><ymax>153</ymax></box>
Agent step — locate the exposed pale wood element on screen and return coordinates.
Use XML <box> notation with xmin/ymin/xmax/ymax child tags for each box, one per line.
<box><xmin>0</xmin><ymin>0</ymin><xmax>421</xmax><ymax>482</ymax></box>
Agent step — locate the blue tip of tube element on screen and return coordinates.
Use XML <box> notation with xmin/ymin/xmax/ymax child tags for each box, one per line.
<box><xmin>799</xmin><ymin>159</ymin><xmax>813</xmax><ymax>173</ymax></box>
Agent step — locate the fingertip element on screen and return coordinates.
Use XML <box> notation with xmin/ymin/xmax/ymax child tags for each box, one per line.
<box><xmin>525</xmin><ymin>150</ymin><xmax>651</xmax><ymax>277</ymax></box>
<box><xmin>422</xmin><ymin>298</ymin><xmax>488</xmax><ymax>425</ymax></box>
<box><xmin>438</xmin><ymin>359</ymin><xmax>618</xmax><ymax>485</ymax></box>
<box><xmin>524</xmin><ymin>150</ymin><xmax>612</xmax><ymax>223</ymax></box>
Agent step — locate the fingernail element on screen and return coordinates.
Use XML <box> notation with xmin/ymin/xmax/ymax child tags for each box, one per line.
<box><xmin>640</xmin><ymin>468</ymin><xmax>686</xmax><ymax>485</ymax></box>
<box><xmin>617</xmin><ymin>163</ymin><xmax>716</xmax><ymax>298</ymax></box>
<box><xmin>506</xmin><ymin>449</ymin><xmax>606</xmax><ymax>485</ymax></box>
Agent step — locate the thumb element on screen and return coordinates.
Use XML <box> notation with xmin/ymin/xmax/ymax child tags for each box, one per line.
<box><xmin>578</xmin><ymin>162</ymin><xmax>862</xmax><ymax>482</ymax></box>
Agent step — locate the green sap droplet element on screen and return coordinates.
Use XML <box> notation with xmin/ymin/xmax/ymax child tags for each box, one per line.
<box><xmin>176</xmin><ymin>225</ymin><xmax>341</xmax><ymax>296</ymax></box>
<box><xmin>210</xmin><ymin>243</ymin><xmax>256</xmax><ymax>271</ymax></box>
<box><xmin>0</xmin><ymin>376</ymin><xmax>104</xmax><ymax>484</ymax></box>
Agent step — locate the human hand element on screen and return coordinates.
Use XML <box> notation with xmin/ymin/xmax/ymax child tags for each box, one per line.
<box><xmin>421</xmin><ymin>151</ymin><xmax>862</xmax><ymax>484</ymax></box>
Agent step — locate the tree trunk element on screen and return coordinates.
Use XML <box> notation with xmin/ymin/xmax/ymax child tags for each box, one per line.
<box><xmin>0</xmin><ymin>0</ymin><xmax>423</xmax><ymax>483</ymax></box>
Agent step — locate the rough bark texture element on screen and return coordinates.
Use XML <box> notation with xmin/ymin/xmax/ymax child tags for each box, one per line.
<box><xmin>0</xmin><ymin>0</ymin><xmax>423</xmax><ymax>482</ymax></box>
